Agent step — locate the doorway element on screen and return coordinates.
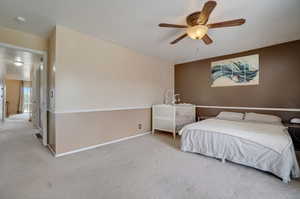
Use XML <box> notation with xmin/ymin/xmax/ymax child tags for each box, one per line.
<box><xmin>0</xmin><ymin>43</ymin><xmax>47</xmax><ymax>145</ymax></box>
<box><xmin>5</xmin><ymin>79</ymin><xmax>31</xmax><ymax>121</ymax></box>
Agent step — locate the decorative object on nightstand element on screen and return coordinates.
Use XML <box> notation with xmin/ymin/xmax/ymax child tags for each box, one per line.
<box><xmin>284</xmin><ymin>120</ymin><xmax>300</xmax><ymax>151</ymax></box>
<box><xmin>152</xmin><ymin>104</ymin><xmax>196</xmax><ymax>140</ymax></box>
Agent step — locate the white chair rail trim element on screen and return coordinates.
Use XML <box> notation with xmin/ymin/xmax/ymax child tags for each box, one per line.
<box><xmin>54</xmin><ymin>106</ymin><xmax>152</xmax><ymax>114</ymax></box>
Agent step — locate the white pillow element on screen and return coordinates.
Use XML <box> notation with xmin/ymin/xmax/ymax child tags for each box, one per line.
<box><xmin>244</xmin><ymin>112</ymin><xmax>281</xmax><ymax>123</ymax></box>
<box><xmin>216</xmin><ymin>111</ymin><xmax>244</xmax><ymax>121</ymax></box>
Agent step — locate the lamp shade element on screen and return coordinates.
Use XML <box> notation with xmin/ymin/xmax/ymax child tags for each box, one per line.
<box><xmin>186</xmin><ymin>25</ymin><xmax>208</xmax><ymax>40</ymax></box>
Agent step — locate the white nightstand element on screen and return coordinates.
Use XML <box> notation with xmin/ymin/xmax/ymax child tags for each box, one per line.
<box><xmin>152</xmin><ymin>104</ymin><xmax>196</xmax><ymax>139</ymax></box>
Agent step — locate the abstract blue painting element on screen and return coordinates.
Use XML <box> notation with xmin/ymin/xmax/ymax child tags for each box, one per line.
<box><xmin>211</xmin><ymin>54</ymin><xmax>259</xmax><ymax>87</ymax></box>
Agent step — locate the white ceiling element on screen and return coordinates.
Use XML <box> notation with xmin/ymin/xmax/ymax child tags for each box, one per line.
<box><xmin>0</xmin><ymin>46</ymin><xmax>42</xmax><ymax>81</ymax></box>
<box><xmin>0</xmin><ymin>0</ymin><xmax>299</xmax><ymax>64</ymax></box>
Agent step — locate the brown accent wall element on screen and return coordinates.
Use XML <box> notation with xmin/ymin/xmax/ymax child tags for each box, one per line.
<box><xmin>175</xmin><ymin>40</ymin><xmax>300</xmax><ymax>109</ymax></box>
<box><xmin>55</xmin><ymin>108</ymin><xmax>151</xmax><ymax>154</ymax></box>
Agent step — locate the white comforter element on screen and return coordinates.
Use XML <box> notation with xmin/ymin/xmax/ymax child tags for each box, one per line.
<box><xmin>179</xmin><ymin>118</ymin><xmax>300</xmax><ymax>182</ymax></box>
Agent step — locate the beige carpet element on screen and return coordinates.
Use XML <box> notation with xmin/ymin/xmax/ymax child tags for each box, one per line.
<box><xmin>0</xmin><ymin>120</ymin><xmax>300</xmax><ymax>199</ymax></box>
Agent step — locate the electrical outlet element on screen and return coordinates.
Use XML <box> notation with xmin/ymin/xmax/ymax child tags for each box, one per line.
<box><xmin>138</xmin><ymin>123</ymin><xmax>142</xmax><ymax>130</ymax></box>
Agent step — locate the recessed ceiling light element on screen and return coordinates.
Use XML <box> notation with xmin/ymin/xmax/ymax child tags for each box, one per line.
<box><xmin>14</xmin><ymin>61</ymin><xmax>24</xmax><ymax>67</ymax></box>
<box><xmin>15</xmin><ymin>57</ymin><xmax>22</xmax><ymax>61</ymax></box>
<box><xmin>15</xmin><ymin>16</ymin><xmax>26</xmax><ymax>23</ymax></box>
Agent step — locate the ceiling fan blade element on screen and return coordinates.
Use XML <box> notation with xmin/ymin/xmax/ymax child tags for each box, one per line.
<box><xmin>159</xmin><ymin>23</ymin><xmax>188</xmax><ymax>28</ymax></box>
<box><xmin>207</xmin><ymin>19</ymin><xmax>246</xmax><ymax>29</ymax></box>
<box><xmin>170</xmin><ymin>33</ymin><xmax>188</xmax><ymax>45</ymax></box>
<box><xmin>202</xmin><ymin>34</ymin><xmax>213</xmax><ymax>45</ymax></box>
<box><xmin>198</xmin><ymin>1</ymin><xmax>217</xmax><ymax>25</ymax></box>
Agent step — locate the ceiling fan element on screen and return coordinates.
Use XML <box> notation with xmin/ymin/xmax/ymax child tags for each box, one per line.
<box><xmin>158</xmin><ymin>1</ymin><xmax>246</xmax><ymax>45</ymax></box>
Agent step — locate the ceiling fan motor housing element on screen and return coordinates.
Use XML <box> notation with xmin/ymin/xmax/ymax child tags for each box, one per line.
<box><xmin>186</xmin><ymin>12</ymin><xmax>207</xmax><ymax>26</ymax></box>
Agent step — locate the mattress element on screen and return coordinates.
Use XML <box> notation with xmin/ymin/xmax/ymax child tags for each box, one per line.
<box><xmin>179</xmin><ymin>118</ymin><xmax>300</xmax><ymax>183</ymax></box>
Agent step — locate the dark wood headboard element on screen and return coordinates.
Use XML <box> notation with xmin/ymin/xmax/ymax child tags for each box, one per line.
<box><xmin>196</xmin><ymin>107</ymin><xmax>300</xmax><ymax>122</ymax></box>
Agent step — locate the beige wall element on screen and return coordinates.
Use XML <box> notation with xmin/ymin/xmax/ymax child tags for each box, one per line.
<box><xmin>0</xmin><ymin>26</ymin><xmax>47</xmax><ymax>51</ymax></box>
<box><xmin>55</xmin><ymin>109</ymin><xmax>151</xmax><ymax>154</ymax></box>
<box><xmin>5</xmin><ymin>79</ymin><xmax>21</xmax><ymax>116</ymax></box>
<box><xmin>51</xmin><ymin>25</ymin><xmax>174</xmax><ymax>154</ymax></box>
<box><xmin>47</xmin><ymin>28</ymin><xmax>56</xmax><ymax>151</ymax></box>
<box><xmin>55</xmin><ymin>25</ymin><xmax>173</xmax><ymax>111</ymax></box>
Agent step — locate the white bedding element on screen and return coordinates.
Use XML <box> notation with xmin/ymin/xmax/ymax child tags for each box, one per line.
<box><xmin>179</xmin><ymin>118</ymin><xmax>300</xmax><ymax>182</ymax></box>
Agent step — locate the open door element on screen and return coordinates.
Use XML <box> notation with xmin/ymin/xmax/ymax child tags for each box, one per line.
<box><xmin>31</xmin><ymin>62</ymin><xmax>41</xmax><ymax>128</ymax></box>
<box><xmin>31</xmin><ymin>59</ymin><xmax>47</xmax><ymax>145</ymax></box>
<box><xmin>40</xmin><ymin>60</ymin><xmax>48</xmax><ymax>146</ymax></box>
<box><xmin>0</xmin><ymin>80</ymin><xmax>5</xmax><ymax>122</ymax></box>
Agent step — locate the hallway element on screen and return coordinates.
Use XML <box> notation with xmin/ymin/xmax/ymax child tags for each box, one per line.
<box><xmin>0</xmin><ymin>116</ymin><xmax>45</xmax><ymax>161</ymax></box>
<box><xmin>0</xmin><ymin>118</ymin><xmax>51</xmax><ymax>198</ymax></box>
<box><xmin>5</xmin><ymin>113</ymin><xmax>30</xmax><ymax>121</ymax></box>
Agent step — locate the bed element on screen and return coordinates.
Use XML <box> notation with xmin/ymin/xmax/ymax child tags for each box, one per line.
<box><xmin>179</xmin><ymin>116</ymin><xmax>300</xmax><ymax>183</ymax></box>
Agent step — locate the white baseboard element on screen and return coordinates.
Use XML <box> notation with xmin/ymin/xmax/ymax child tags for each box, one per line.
<box><xmin>47</xmin><ymin>144</ymin><xmax>56</xmax><ymax>156</ymax></box>
<box><xmin>54</xmin><ymin>132</ymin><xmax>151</xmax><ymax>158</ymax></box>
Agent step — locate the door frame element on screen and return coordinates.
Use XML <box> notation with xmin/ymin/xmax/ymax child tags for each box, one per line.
<box><xmin>0</xmin><ymin>42</ymin><xmax>48</xmax><ymax>146</ymax></box>
<box><xmin>0</xmin><ymin>80</ymin><xmax>5</xmax><ymax>122</ymax></box>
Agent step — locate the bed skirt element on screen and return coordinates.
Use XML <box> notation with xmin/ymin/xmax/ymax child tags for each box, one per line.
<box><xmin>181</xmin><ymin>129</ymin><xmax>300</xmax><ymax>183</ymax></box>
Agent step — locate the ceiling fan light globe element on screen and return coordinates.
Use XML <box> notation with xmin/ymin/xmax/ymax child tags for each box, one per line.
<box><xmin>186</xmin><ymin>25</ymin><xmax>208</xmax><ymax>40</ymax></box>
